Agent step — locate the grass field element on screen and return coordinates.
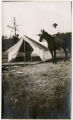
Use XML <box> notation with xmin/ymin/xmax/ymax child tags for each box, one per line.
<box><xmin>2</xmin><ymin>60</ymin><xmax>71</xmax><ymax>119</ymax></box>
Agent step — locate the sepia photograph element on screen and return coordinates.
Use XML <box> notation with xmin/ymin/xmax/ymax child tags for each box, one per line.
<box><xmin>2</xmin><ymin>1</ymin><xmax>72</xmax><ymax>119</ymax></box>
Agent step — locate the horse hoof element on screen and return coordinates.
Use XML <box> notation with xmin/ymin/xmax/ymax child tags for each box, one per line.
<box><xmin>53</xmin><ymin>61</ymin><xmax>54</xmax><ymax>64</ymax></box>
<box><xmin>64</xmin><ymin>59</ymin><xmax>66</xmax><ymax>62</ymax></box>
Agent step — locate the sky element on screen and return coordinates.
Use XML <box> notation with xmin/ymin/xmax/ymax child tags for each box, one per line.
<box><xmin>2</xmin><ymin>1</ymin><xmax>72</xmax><ymax>43</ymax></box>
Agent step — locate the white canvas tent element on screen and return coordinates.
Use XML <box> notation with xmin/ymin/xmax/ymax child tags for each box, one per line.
<box><xmin>3</xmin><ymin>36</ymin><xmax>52</xmax><ymax>62</ymax></box>
<box><xmin>23</xmin><ymin>36</ymin><xmax>51</xmax><ymax>61</ymax></box>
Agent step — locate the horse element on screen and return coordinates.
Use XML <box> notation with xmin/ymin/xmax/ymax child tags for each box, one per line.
<box><xmin>38</xmin><ymin>29</ymin><xmax>71</xmax><ymax>64</ymax></box>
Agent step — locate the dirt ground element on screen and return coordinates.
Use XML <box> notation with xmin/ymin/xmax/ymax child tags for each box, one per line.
<box><xmin>2</xmin><ymin>60</ymin><xmax>72</xmax><ymax>119</ymax></box>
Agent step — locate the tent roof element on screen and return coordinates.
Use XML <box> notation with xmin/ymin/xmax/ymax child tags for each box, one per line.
<box><xmin>24</xmin><ymin>35</ymin><xmax>48</xmax><ymax>50</ymax></box>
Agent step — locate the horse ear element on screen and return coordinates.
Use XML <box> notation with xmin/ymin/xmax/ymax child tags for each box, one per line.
<box><xmin>41</xmin><ymin>30</ymin><xmax>43</xmax><ymax>33</ymax></box>
<box><xmin>43</xmin><ymin>29</ymin><xmax>45</xmax><ymax>32</ymax></box>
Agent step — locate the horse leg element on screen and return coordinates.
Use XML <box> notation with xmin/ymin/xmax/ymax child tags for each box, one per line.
<box><xmin>50</xmin><ymin>51</ymin><xmax>54</xmax><ymax>64</ymax></box>
<box><xmin>54</xmin><ymin>50</ymin><xmax>57</xmax><ymax>64</ymax></box>
<box><xmin>64</xmin><ymin>48</ymin><xmax>68</xmax><ymax>61</ymax></box>
<box><xmin>68</xmin><ymin>47</ymin><xmax>71</xmax><ymax>60</ymax></box>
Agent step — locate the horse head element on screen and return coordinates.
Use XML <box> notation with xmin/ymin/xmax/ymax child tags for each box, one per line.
<box><xmin>38</xmin><ymin>29</ymin><xmax>52</xmax><ymax>43</ymax></box>
<box><xmin>39</xmin><ymin>29</ymin><xmax>47</xmax><ymax>42</ymax></box>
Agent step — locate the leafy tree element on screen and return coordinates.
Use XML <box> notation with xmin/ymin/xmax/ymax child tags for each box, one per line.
<box><xmin>52</xmin><ymin>23</ymin><xmax>58</xmax><ymax>28</ymax></box>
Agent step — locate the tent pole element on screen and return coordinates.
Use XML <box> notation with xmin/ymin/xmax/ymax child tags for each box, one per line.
<box><xmin>43</xmin><ymin>50</ymin><xmax>44</xmax><ymax>61</ymax></box>
<box><xmin>31</xmin><ymin>54</ymin><xmax>32</xmax><ymax>62</ymax></box>
<box><xmin>24</xmin><ymin>40</ymin><xmax>25</xmax><ymax>62</ymax></box>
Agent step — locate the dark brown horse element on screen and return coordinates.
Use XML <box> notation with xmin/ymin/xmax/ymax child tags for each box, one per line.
<box><xmin>38</xmin><ymin>29</ymin><xmax>71</xmax><ymax>64</ymax></box>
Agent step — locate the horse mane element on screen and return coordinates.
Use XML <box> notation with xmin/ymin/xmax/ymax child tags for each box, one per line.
<box><xmin>44</xmin><ymin>31</ymin><xmax>54</xmax><ymax>40</ymax></box>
